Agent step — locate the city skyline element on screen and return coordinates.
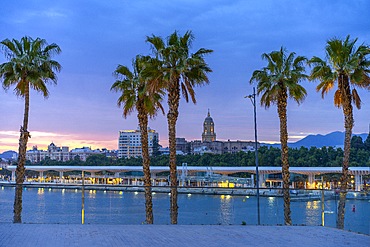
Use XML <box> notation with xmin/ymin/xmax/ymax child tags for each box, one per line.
<box><xmin>1</xmin><ymin>1</ymin><xmax>369</xmax><ymax>153</ymax></box>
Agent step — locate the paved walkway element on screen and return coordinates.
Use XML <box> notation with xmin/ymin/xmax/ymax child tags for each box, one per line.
<box><xmin>0</xmin><ymin>224</ymin><xmax>369</xmax><ymax>247</ymax></box>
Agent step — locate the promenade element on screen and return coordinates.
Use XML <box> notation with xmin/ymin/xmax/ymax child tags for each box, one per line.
<box><xmin>0</xmin><ymin>224</ymin><xmax>369</xmax><ymax>247</ymax></box>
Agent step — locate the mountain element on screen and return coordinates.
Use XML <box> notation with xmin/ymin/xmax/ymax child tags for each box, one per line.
<box><xmin>0</xmin><ymin>150</ymin><xmax>17</xmax><ymax>160</ymax></box>
<box><xmin>262</xmin><ymin>131</ymin><xmax>369</xmax><ymax>148</ymax></box>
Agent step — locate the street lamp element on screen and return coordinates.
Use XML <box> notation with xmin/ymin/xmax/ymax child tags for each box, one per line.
<box><xmin>245</xmin><ymin>87</ymin><xmax>260</xmax><ymax>225</ymax></box>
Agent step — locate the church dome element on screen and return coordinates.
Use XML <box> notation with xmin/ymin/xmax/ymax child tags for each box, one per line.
<box><xmin>204</xmin><ymin>110</ymin><xmax>214</xmax><ymax>123</ymax></box>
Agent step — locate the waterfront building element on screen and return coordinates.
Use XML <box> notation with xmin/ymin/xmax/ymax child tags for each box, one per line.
<box><xmin>118</xmin><ymin>128</ymin><xmax>159</xmax><ymax>158</ymax></box>
<box><xmin>5</xmin><ymin>165</ymin><xmax>370</xmax><ymax>192</ymax></box>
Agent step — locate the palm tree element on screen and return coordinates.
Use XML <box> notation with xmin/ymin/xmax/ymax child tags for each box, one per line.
<box><xmin>0</xmin><ymin>36</ymin><xmax>61</xmax><ymax>223</ymax></box>
<box><xmin>146</xmin><ymin>31</ymin><xmax>213</xmax><ymax>224</ymax></box>
<box><xmin>309</xmin><ymin>35</ymin><xmax>370</xmax><ymax>229</ymax></box>
<box><xmin>111</xmin><ymin>55</ymin><xmax>164</xmax><ymax>224</ymax></box>
<box><xmin>250</xmin><ymin>47</ymin><xmax>307</xmax><ymax>225</ymax></box>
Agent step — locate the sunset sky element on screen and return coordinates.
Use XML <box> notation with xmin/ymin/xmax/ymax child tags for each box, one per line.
<box><xmin>0</xmin><ymin>0</ymin><xmax>369</xmax><ymax>153</ymax></box>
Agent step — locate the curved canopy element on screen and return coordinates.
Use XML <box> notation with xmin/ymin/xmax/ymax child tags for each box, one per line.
<box><xmin>6</xmin><ymin>165</ymin><xmax>370</xmax><ymax>176</ymax></box>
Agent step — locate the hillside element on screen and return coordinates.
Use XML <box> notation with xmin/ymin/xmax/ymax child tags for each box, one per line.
<box><xmin>263</xmin><ymin>131</ymin><xmax>368</xmax><ymax>148</ymax></box>
<box><xmin>0</xmin><ymin>151</ymin><xmax>17</xmax><ymax>160</ymax></box>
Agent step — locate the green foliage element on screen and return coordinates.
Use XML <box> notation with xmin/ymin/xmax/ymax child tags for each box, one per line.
<box><xmin>364</xmin><ymin>133</ymin><xmax>370</xmax><ymax>152</ymax></box>
<box><xmin>85</xmin><ymin>154</ymin><xmax>113</xmax><ymax>166</ymax></box>
<box><xmin>308</xmin><ymin>35</ymin><xmax>370</xmax><ymax>110</ymax></box>
<box><xmin>250</xmin><ymin>46</ymin><xmax>308</xmax><ymax>108</ymax></box>
<box><xmin>0</xmin><ymin>36</ymin><xmax>62</xmax><ymax>97</ymax></box>
<box><xmin>351</xmin><ymin>136</ymin><xmax>365</xmax><ymax>149</ymax></box>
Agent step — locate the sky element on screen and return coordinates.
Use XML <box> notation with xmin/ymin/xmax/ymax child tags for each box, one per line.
<box><xmin>0</xmin><ymin>0</ymin><xmax>369</xmax><ymax>153</ymax></box>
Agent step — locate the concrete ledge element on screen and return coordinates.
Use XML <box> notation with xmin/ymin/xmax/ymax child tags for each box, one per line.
<box><xmin>0</xmin><ymin>224</ymin><xmax>368</xmax><ymax>247</ymax></box>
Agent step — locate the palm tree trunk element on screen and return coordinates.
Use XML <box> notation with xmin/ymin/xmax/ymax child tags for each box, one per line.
<box><xmin>168</xmin><ymin>83</ymin><xmax>180</xmax><ymax>224</ymax></box>
<box><xmin>14</xmin><ymin>84</ymin><xmax>30</xmax><ymax>223</ymax></box>
<box><xmin>278</xmin><ymin>88</ymin><xmax>291</xmax><ymax>225</ymax></box>
<box><xmin>138</xmin><ymin>110</ymin><xmax>153</xmax><ymax>224</ymax></box>
<box><xmin>337</xmin><ymin>75</ymin><xmax>353</xmax><ymax>229</ymax></box>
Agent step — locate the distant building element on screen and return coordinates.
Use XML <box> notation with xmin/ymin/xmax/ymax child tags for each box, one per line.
<box><xmin>0</xmin><ymin>158</ymin><xmax>8</xmax><ymax>169</ymax></box>
<box><xmin>190</xmin><ymin>140</ymin><xmax>224</xmax><ymax>154</ymax></box>
<box><xmin>70</xmin><ymin>147</ymin><xmax>102</xmax><ymax>161</ymax></box>
<box><xmin>202</xmin><ymin>110</ymin><xmax>216</xmax><ymax>142</ymax></box>
<box><xmin>26</xmin><ymin>143</ymin><xmax>70</xmax><ymax>163</ymax></box>
<box><xmin>158</xmin><ymin>147</ymin><xmax>185</xmax><ymax>156</ymax></box>
<box><xmin>176</xmin><ymin>138</ymin><xmax>191</xmax><ymax>154</ymax></box>
<box><xmin>176</xmin><ymin>110</ymin><xmax>258</xmax><ymax>155</ymax></box>
<box><xmin>47</xmin><ymin>143</ymin><xmax>70</xmax><ymax>161</ymax></box>
<box><xmin>26</xmin><ymin>143</ymin><xmax>108</xmax><ymax>163</ymax></box>
<box><xmin>118</xmin><ymin>128</ymin><xmax>159</xmax><ymax>158</ymax></box>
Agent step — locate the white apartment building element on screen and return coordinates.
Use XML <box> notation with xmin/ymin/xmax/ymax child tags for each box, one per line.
<box><xmin>118</xmin><ymin>128</ymin><xmax>159</xmax><ymax>158</ymax></box>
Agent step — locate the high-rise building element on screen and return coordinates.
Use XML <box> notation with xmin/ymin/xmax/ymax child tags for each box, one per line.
<box><xmin>202</xmin><ymin>110</ymin><xmax>216</xmax><ymax>142</ymax></box>
<box><xmin>118</xmin><ymin>128</ymin><xmax>159</xmax><ymax>158</ymax></box>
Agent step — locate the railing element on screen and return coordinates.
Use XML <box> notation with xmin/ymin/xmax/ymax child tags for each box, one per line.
<box><xmin>0</xmin><ymin>183</ymin><xmax>369</xmax><ymax>235</ymax></box>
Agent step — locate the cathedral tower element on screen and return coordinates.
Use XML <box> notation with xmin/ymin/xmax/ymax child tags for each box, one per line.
<box><xmin>202</xmin><ymin>109</ymin><xmax>216</xmax><ymax>142</ymax></box>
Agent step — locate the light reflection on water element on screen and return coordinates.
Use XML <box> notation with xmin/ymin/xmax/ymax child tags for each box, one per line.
<box><xmin>37</xmin><ymin>188</ymin><xmax>44</xmax><ymax>195</ymax></box>
<box><xmin>219</xmin><ymin>195</ymin><xmax>233</xmax><ymax>225</ymax></box>
<box><xmin>0</xmin><ymin>187</ymin><xmax>368</xmax><ymax>234</ymax></box>
<box><xmin>303</xmin><ymin>201</ymin><xmax>321</xmax><ymax>226</ymax></box>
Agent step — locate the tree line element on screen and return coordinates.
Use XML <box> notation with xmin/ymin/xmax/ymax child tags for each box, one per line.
<box><xmin>23</xmin><ymin>134</ymin><xmax>370</xmax><ymax>167</ymax></box>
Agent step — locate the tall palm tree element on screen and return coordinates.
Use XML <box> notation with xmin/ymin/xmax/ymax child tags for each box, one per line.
<box><xmin>309</xmin><ymin>35</ymin><xmax>370</xmax><ymax>229</ymax></box>
<box><xmin>250</xmin><ymin>47</ymin><xmax>307</xmax><ymax>225</ymax></box>
<box><xmin>111</xmin><ymin>55</ymin><xmax>164</xmax><ymax>224</ymax></box>
<box><xmin>146</xmin><ymin>31</ymin><xmax>213</xmax><ymax>224</ymax></box>
<box><xmin>0</xmin><ymin>36</ymin><xmax>61</xmax><ymax>223</ymax></box>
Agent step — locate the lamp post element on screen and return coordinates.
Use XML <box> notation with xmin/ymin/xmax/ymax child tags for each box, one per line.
<box><xmin>81</xmin><ymin>170</ymin><xmax>85</xmax><ymax>224</ymax></box>
<box><xmin>246</xmin><ymin>87</ymin><xmax>260</xmax><ymax>225</ymax></box>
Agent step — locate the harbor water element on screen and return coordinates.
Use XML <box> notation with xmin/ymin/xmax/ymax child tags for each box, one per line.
<box><xmin>0</xmin><ymin>186</ymin><xmax>369</xmax><ymax>235</ymax></box>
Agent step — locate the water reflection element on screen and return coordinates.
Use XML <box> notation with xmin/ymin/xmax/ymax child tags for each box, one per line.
<box><xmin>303</xmin><ymin>201</ymin><xmax>321</xmax><ymax>226</ymax></box>
<box><xmin>0</xmin><ymin>187</ymin><xmax>368</xmax><ymax>234</ymax></box>
<box><xmin>37</xmin><ymin>188</ymin><xmax>44</xmax><ymax>195</ymax></box>
<box><xmin>306</xmin><ymin>201</ymin><xmax>320</xmax><ymax>210</ymax></box>
<box><xmin>267</xmin><ymin>196</ymin><xmax>275</xmax><ymax>206</ymax></box>
<box><xmin>88</xmin><ymin>190</ymin><xmax>97</xmax><ymax>199</ymax></box>
<box><xmin>219</xmin><ymin>195</ymin><xmax>233</xmax><ymax>225</ymax></box>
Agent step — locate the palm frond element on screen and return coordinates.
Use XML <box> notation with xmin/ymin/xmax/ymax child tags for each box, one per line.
<box><xmin>251</xmin><ymin>47</ymin><xmax>307</xmax><ymax>109</ymax></box>
<box><xmin>333</xmin><ymin>89</ymin><xmax>342</xmax><ymax>108</ymax></box>
<box><xmin>351</xmin><ymin>88</ymin><xmax>361</xmax><ymax>109</ymax></box>
<box><xmin>0</xmin><ymin>36</ymin><xmax>62</xmax><ymax>98</ymax></box>
<box><xmin>310</xmin><ymin>35</ymin><xmax>370</xmax><ymax>110</ymax></box>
